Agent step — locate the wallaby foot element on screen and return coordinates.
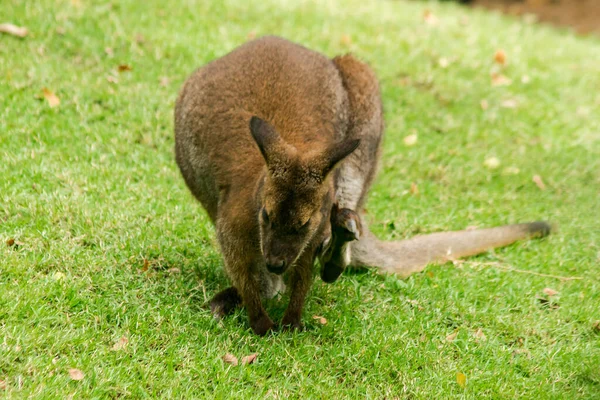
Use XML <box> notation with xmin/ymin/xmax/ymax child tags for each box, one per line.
<box><xmin>320</xmin><ymin>205</ymin><xmax>362</xmax><ymax>283</ymax></box>
<box><xmin>281</xmin><ymin>313</ymin><xmax>304</xmax><ymax>332</ymax></box>
<box><xmin>209</xmin><ymin>287</ymin><xmax>242</xmax><ymax>318</ymax></box>
<box><xmin>250</xmin><ymin>312</ymin><xmax>275</xmax><ymax>336</ymax></box>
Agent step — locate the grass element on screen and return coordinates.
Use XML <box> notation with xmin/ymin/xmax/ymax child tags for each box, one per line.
<box><xmin>1</xmin><ymin>0</ymin><xmax>599</xmax><ymax>398</ymax></box>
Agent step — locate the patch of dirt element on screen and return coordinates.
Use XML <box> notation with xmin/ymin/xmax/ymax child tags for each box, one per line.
<box><xmin>472</xmin><ymin>0</ymin><xmax>600</xmax><ymax>35</ymax></box>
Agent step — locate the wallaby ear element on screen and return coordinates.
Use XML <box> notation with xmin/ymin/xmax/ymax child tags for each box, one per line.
<box><xmin>249</xmin><ymin>116</ymin><xmax>282</xmax><ymax>166</ymax></box>
<box><xmin>321</xmin><ymin>138</ymin><xmax>361</xmax><ymax>176</ymax></box>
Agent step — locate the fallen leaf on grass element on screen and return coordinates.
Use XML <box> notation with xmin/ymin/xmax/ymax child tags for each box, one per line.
<box><xmin>491</xmin><ymin>73</ymin><xmax>512</xmax><ymax>87</ymax></box>
<box><xmin>118</xmin><ymin>64</ymin><xmax>132</xmax><ymax>72</ymax></box>
<box><xmin>68</xmin><ymin>369</ymin><xmax>84</xmax><ymax>381</ymax></box>
<box><xmin>456</xmin><ymin>372</ymin><xmax>467</xmax><ymax>388</ymax></box>
<box><xmin>241</xmin><ymin>353</ymin><xmax>257</xmax><ymax>365</ymax></box>
<box><xmin>501</xmin><ymin>99</ymin><xmax>518</xmax><ymax>109</ymax></box>
<box><xmin>0</xmin><ymin>380</ymin><xmax>5</xmax><ymax>390</ymax></box>
<box><xmin>494</xmin><ymin>49</ymin><xmax>506</xmax><ymax>65</ymax></box>
<box><xmin>312</xmin><ymin>315</ymin><xmax>327</xmax><ymax>325</ymax></box>
<box><xmin>340</xmin><ymin>34</ymin><xmax>352</xmax><ymax>46</ymax></box>
<box><xmin>473</xmin><ymin>328</ymin><xmax>486</xmax><ymax>341</ymax></box>
<box><xmin>111</xmin><ymin>336</ymin><xmax>128</xmax><ymax>351</ymax></box>
<box><xmin>410</xmin><ymin>182</ymin><xmax>419</xmax><ymax>196</ymax></box>
<box><xmin>403</xmin><ymin>133</ymin><xmax>418</xmax><ymax>146</ymax></box>
<box><xmin>543</xmin><ymin>287</ymin><xmax>558</xmax><ymax>296</ymax></box>
<box><xmin>484</xmin><ymin>157</ymin><xmax>500</xmax><ymax>169</ymax></box>
<box><xmin>42</xmin><ymin>88</ymin><xmax>60</xmax><ymax>108</ymax></box>
<box><xmin>142</xmin><ymin>258</ymin><xmax>149</xmax><ymax>272</ymax></box>
<box><xmin>6</xmin><ymin>238</ymin><xmax>15</xmax><ymax>246</ymax></box>
<box><xmin>503</xmin><ymin>166</ymin><xmax>520</xmax><ymax>175</ymax></box>
<box><xmin>0</xmin><ymin>23</ymin><xmax>28</xmax><ymax>38</ymax></box>
<box><xmin>423</xmin><ymin>10</ymin><xmax>439</xmax><ymax>26</ymax></box>
<box><xmin>532</xmin><ymin>175</ymin><xmax>546</xmax><ymax>190</ymax></box>
<box><xmin>446</xmin><ymin>331</ymin><xmax>458</xmax><ymax>342</ymax></box>
<box><xmin>222</xmin><ymin>353</ymin><xmax>238</xmax><ymax>366</ymax></box>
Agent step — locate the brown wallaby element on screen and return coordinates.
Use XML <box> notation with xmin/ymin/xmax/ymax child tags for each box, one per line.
<box><xmin>174</xmin><ymin>36</ymin><xmax>550</xmax><ymax>335</ymax></box>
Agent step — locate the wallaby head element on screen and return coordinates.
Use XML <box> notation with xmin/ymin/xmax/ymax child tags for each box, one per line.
<box><xmin>249</xmin><ymin>116</ymin><xmax>360</xmax><ymax>274</ymax></box>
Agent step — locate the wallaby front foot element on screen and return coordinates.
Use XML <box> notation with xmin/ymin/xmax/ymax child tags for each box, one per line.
<box><xmin>320</xmin><ymin>205</ymin><xmax>362</xmax><ymax>283</ymax></box>
<box><xmin>249</xmin><ymin>312</ymin><xmax>275</xmax><ymax>336</ymax></box>
<box><xmin>281</xmin><ymin>312</ymin><xmax>304</xmax><ymax>332</ymax></box>
<box><xmin>209</xmin><ymin>287</ymin><xmax>242</xmax><ymax>318</ymax></box>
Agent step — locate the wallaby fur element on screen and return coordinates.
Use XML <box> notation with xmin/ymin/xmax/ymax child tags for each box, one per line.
<box><xmin>174</xmin><ymin>36</ymin><xmax>550</xmax><ymax>335</ymax></box>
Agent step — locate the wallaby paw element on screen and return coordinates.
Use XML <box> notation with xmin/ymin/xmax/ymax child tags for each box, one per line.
<box><xmin>332</xmin><ymin>205</ymin><xmax>362</xmax><ymax>242</ymax></box>
<box><xmin>320</xmin><ymin>260</ymin><xmax>344</xmax><ymax>283</ymax></box>
<box><xmin>281</xmin><ymin>315</ymin><xmax>304</xmax><ymax>332</ymax></box>
<box><xmin>250</xmin><ymin>314</ymin><xmax>275</xmax><ymax>336</ymax></box>
<box><xmin>209</xmin><ymin>287</ymin><xmax>242</xmax><ymax>319</ymax></box>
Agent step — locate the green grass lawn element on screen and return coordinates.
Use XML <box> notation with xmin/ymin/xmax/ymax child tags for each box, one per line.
<box><xmin>2</xmin><ymin>0</ymin><xmax>599</xmax><ymax>398</ymax></box>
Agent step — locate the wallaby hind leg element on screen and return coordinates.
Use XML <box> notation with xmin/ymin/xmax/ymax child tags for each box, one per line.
<box><xmin>331</xmin><ymin>54</ymin><xmax>384</xmax><ymax>211</ymax></box>
<box><xmin>321</xmin><ymin>55</ymin><xmax>383</xmax><ymax>281</ymax></box>
<box><xmin>209</xmin><ymin>287</ymin><xmax>242</xmax><ymax>318</ymax></box>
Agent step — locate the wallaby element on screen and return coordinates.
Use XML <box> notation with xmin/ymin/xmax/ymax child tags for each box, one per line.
<box><xmin>174</xmin><ymin>36</ymin><xmax>550</xmax><ymax>335</ymax></box>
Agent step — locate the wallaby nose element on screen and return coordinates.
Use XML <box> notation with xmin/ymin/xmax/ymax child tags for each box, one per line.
<box><xmin>266</xmin><ymin>259</ymin><xmax>286</xmax><ymax>274</ymax></box>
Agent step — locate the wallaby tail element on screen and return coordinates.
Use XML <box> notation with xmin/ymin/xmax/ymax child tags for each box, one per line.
<box><xmin>350</xmin><ymin>220</ymin><xmax>551</xmax><ymax>278</ymax></box>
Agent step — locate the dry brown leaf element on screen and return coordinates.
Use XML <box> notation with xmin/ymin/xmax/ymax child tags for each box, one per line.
<box><xmin>340</xmin><ymin>34</ymin><xmax>352</xmax><ymax>46</ymax></box>
<box><xmin>68</xmin><ymin>368</ymin><xmax>84</xmax><ymax>381</ymax></box>
<box><xmin>410</xmin><ymin>182</ymin><xmax>419</xmax><ymax>196</ymax></box>
<box><xmin>111</xmin><ymin>336</ymin><xmax>128</xmax><ymax>351</ymax></box>
<box><xmin>222</xmin><ymin>353</ymin><xmax>238</xmax><ymax>366</ymax></box>
<box><xmin>494</xmin><ymin>49</ymin><xmax>507</xmax><ymax>65</ymax></box>
<box><xmin>474</xmin><ymin>328</ymin><xmax>487</xmax><ymax>341</ymax></box>
<box><xmin>6</xmin><ymin>238</ymin><xmax>15</xmax><ymax>246</ymax></box>
<box><xmin>543</xmin><ymin>287</ymin><xmax>558</xmax><ymax>296</ymax></box>
<box><xmin>241</xmin><ymin>353</ymin><xmax>257</xmax><ymax>365</ymax></box>
<box><xmin>446</xmin><ymin>331</ymin><xmax>458</xmax><ymax>342</ymax></box>
<box><xmin>312</xmin><ymin>315</ymin><xmax>327</xmax><ymax>325</ymax></box>
<box><xmin>0</xmin><ymin>380</ymin><xmax>6</xmax><ymax>390</ymax></box>
<box><xmin>532</xmin><ymin>175</ymin><xmax>546</xmax><ymax>190</ymax></box>
<box><xmin>456</xmin><ymin>372</ymin><xmax>467</xmax><ymax>388</ymax></box>
<box><xmin>491</xmin><ymin>73</ymin><xmax>512</xmax><ymax>87</ymax></box>
<box><xmin>0</xmin><ymin>23</ymin><xmax>28</xmax><ymax>38</ymax></box>
<box><xmin>118</xmin><ymin>64</ymin><xmax>132</xmax><ymax>72</ymax></box>
<box><xmin>503</xmin><ymin>166</ymin><xmax>520</xmax><ymax>175</ymax></box>
<box><xmin>480</xmin><ymin>99</ymin><xmax>489</xmax><ymax>110</ymax></box>
<box><xmin>42</xmin><ymin>88</ymin><xmax>60</xmax><ymax>108</ymax></box>
<box><xmin>423</xmin><ymin>10</ymin><xmax>439</xmax><ymax>26</ymax></box>
<box><xmin>501</xmin><ymin>99</ymin><xmax>518</xmax><ymax>109</ymax></box>
<box><xmin>142</xmin><ymin>258</ymin><xmax>149</xmax><ymax>272</ymax></box>
<box><xmin>403</xmin><ymin>133</ymin><xmax>418</xmax><ymax>146</ymax></box>
<box><xmin>484</xmin><ymin>157</ymin><xmax>500</xmax><ymax>169</ymax></box>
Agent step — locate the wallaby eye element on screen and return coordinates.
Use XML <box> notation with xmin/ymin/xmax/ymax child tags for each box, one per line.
<box><xmin>261</xmin><ymin>207</ymin><xmax>269</xmax><ymax>223</ymax></box>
